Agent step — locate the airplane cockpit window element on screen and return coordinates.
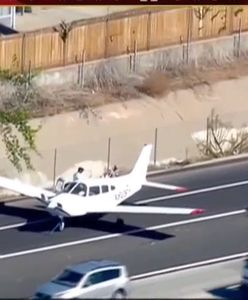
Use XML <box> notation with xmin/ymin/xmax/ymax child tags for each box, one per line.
<box><xmin>111</xmin><ymin>186</ymin><xmax>115</xmax><ymax>191</ymax></box>
<box><xmin>89</xmin><ymin>186</ymin><xmax>100</xmax><ymax>196</ymax></box>
<box><xmin>71</xmin><ymin>183</ymin><xmax>87</xmax><ymax>196</ymax></box>
<box><xmin>101</xmin><ymin>185</ymin><xmax>109</xmax><ymax>193</ymax></box>
<box><xmin>63</xmin><ymin>182</ymin><xmax>87</xmax><ymax>196</ymax></box>
<box><xmin>63</xmin><ymin>182</ymin><xmax>77</xmax><ymax>193</ymax></box>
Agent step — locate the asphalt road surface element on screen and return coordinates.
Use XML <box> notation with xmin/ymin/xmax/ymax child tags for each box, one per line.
<box><xmin>1</xmin><ymin>159</ymin><xmax>248</xmax><ymax>297</ymax></box>
<box><xmin>132</xmin><ymin>259</ymin><xmax>245</xmax><ymax>298</ymax></box>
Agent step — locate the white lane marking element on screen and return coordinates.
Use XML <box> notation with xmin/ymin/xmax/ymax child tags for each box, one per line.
<box><xmin>0</xmin><ymin>217</ymin><xmax>52</xmax><ymax>231</ymax></box>
<box><xmin>130</xmin><ymin>251</ymin><xmax>248</xmax><ymax>280</ymax></box>
<box><xmin>0</xmin><ymin>209</ymin><xmax>246</xmax><ymax>260</ymax></box>
<box><xmin>0</xmin><ymin>222</ymin><xmax>27</xmax><ymax>231</ymax></box>
<box><xmin>137</xmin><ymin>179</ymin><xmax>248</xmax><ymax>204</ymax></box>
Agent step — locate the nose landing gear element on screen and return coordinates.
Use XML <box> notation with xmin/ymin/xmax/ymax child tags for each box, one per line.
<box><xmin>51</xmin><ymin>216</ymin><xmax>65</xmax><ymax>233</ymax></box>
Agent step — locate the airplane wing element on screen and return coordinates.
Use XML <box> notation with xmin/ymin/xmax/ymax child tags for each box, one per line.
<box><xmin>0</xmin><ymin>176</ymin><xmax>55</xmax><ymax>204</ymax></box>
<box><xmin>144</xmin><ymin>181</ymin><xmax>188</xmax><ymax>192</ymax></box>
<box><xmin>86</xmin><ymin>204</ymin><xmax>204</xmax><ymax>215</ymax></box>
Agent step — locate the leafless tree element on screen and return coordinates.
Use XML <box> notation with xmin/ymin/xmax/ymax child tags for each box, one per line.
<box><xmin>53</xmin><ymin>20</ymin><xmax>73</xmax><ymax>66</ymax></box>
<box><xmin>195</xmin><ymin>109</ymin><xmax>248</xmax><ymax>158</ymax></box>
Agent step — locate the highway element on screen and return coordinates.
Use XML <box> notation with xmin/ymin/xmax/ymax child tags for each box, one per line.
<box><xmin>1</xmin><ymin>159</ymin><xmax>248</xmax><ymax>297</ymax></box>
<box><xmin>132</xmin><ymin>259</ymin><xmax>245</xmax><ymax>298</ymax></box>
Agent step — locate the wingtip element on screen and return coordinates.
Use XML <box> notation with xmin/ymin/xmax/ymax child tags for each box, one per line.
<box><xmin>191</xmin><ymin>208</ymin><xmax>205</xmax><ymax>215</ymax></box>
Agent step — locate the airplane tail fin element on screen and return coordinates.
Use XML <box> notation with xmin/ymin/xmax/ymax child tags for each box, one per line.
<box><xmin>129</xmin><ymin>144</ymin><xmax>189</xmax><ymax>193</ymax></box>
<box><xmin>130</xmin><ymin>144</ymin><xmax>152</xmax><ymax>181</ymax></box>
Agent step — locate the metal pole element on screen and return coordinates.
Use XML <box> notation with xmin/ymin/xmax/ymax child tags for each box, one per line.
<box><xmin>11</xmin><ymin>6</ymin><xmax>16</xmax><ymax>29</ymax></box>
<box><xmin>80</xmin><ymin>51</ymin><xmax>83</xmax><ymax>86</ymax></box>
<box><xmin>76</xmin><ymin>55</ymin><xmax>81</xmax><ymax>85</ymax></box>
<box><xmin>107</xmin><ymin>137</ymin><xmax>111</xmax><ymax>173</ymax></box>
<box><xmin>238</xmin><ymin>17</ymin><xmax>242</xmax><ymax>58</ymax></box>
<box><xmin>53</xmin><ymin>148</ymin><xmax>57</xmax><ymax>190</ymax></box>
<box><xmin>185</xmin><ymin>147</ymin><xmax>188</xmax><ymax>161</ymax></box>
<box><xmin>133</xmin><ymin>39</ymin><xmax>137</xmax><ymax>72</ymax></box>
<box><xmin>233</xmin><ymin>35</ymin><xmax>237</xmax><ymax>58</ymax></box>
<box><xmin>206</xmin><ymin>117</ymin><xmax>209</xmax><ymax>156</ymax></box>
<box><xmin>28</xmin><ymin>60</ymin><xmax>31</xmax><ymax>86</ymax></box>
<box><xmin>81</xmin><ymin>49</ymin><xmax>86</xmax><ymax>87</ymax></box>
<box><xmin>186</xmin><ymin>8</ymin><xmax>191</xmax><ymax>65</ymax></box>
<box><xmin>129</xmin><ymin>54</ymin><xmax>132</xmax><ymax>73</ymax></box>
<box><xmin>154</xmin><ymin>127</ymin><xmax>158</xmax><ymax>165</ymax></box>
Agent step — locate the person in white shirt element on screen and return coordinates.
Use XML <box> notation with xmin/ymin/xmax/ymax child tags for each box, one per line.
<box><xmin>73</xmin><ymin>167</ymin><xmax>86</xmax><ymax>181</ymax></box>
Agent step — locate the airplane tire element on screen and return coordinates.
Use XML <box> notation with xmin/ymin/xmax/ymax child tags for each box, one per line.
<box><xmin>59</xmin><ymin>221</ymin><xmax>65</xmax><ymax>232</ymax></box>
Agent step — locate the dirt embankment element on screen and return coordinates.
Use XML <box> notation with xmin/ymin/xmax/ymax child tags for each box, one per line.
<box><xmin>1</xmin><ymin>58</ymin><xmax>248</xmax><ymax>119</ymax></box>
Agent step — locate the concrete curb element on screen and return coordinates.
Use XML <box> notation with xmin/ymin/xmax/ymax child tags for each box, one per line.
<box><xmin>147</xmin><ymin>153</ymin><xmax>248</xmax><ymax>177</ymax></box>
<box><xmin>130</xmin><ymin>252</ymin><xmax>248</xmax><ymax>281</ymax></box>
<box><xmin>1</xmin><ymin>153</ymin><xmax>248</xmax><ymax>203</ymax></box>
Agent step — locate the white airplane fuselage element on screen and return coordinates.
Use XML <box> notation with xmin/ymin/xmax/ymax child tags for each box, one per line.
<box><xmin>46</xmin><ymin>174</ymin><xmax>141</xmax><ymax>219</ymax></box>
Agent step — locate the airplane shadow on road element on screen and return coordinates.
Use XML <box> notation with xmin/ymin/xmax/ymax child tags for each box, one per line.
<box><xmin>208</xmin><ymin>284</ymin><xmax>244</xmax><ymax>300</ymax></box>
<box><xmin>0</xmin><ymin>203</ymin><xmax>48</xmax><ymax>222</ymax></box>
<box><xmin>0</xmin><ymin>203</ymin><xmax>174</xmax><ymax>241</ymax></box>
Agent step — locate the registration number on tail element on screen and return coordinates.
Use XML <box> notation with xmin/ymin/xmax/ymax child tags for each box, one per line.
<box><xmin>115</xmin><ymin>187</ymin><xmax>131</xmax><ymax>201</ymax></box>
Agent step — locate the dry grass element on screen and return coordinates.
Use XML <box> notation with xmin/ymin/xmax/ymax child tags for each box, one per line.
<box><xmin>137</xmin><ymin>59</ymin><xmax>248</xmax><ymax>99</ymax></box>
<box><xmin>2</xmin><ymin>57</ymin><xmax>248</xmax><ymax>119</ymax></box>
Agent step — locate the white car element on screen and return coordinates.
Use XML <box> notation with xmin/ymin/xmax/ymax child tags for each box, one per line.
<box><xmin>32</xmin><ymin>260</ymin><xmax>131</xmax><ymax>299</ymax></box>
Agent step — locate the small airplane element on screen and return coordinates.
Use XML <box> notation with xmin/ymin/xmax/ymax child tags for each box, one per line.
<box><xmin>0</xmin><ymin>144</ymin><xmax>204</xmax><ymax>232</ymax></box>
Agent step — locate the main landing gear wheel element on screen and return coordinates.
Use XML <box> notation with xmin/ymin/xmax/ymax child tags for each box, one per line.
<box><xmin>59</xmin><ymin>218</ymin><xmax>65</xmax><ymax>232</ymax></box>
<box><xmin>116</xmin><ymin>218</ymin><xmax>124</xmax><ymax>227</ymax></box>
<box><xmin>51</xmin><ymin>216</ymin><xmax>65</xmax><ymax>233</ymax></box>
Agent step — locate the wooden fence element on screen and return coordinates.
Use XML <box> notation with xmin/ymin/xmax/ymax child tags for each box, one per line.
<box><xmin>0</xmin><ymin>6</ymin><xmax>248</xmax><ymax>72</ymax></box>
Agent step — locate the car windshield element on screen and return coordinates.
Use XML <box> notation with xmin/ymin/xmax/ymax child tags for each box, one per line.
<box><xmin>52</xmin><ymin>269</ymin><xmax>84</xmax><ymax>288</ymax></box>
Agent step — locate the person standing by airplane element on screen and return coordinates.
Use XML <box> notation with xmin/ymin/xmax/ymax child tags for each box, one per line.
<box><xmin>103</xmin><ymin>165</ymin><xmax>119</xmax><ymax>178</ymax></box>
<box><xmin>73</xmin><ymin>167</ymin><xmax>86</xmax><ymax>181</ymax></box>
<box><xmin>111</xmin><ymin>165</ymin><xmax>119</xmax><ymax>177</ymax></box>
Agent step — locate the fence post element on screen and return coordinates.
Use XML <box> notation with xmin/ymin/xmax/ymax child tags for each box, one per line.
<box><xmin>21</xmin><ymin>33</ymin><xmax>26</xmax><ymax>73</ymax></box>
<box><xmin>147</xmin><ymin>11</ymin><xmax>151</xmax><ymax>51</ymax></box>
<box><xmin>105</xmin><ymin>15</ymin><xmax>109</xmax><ymax>58</ymax></box>
<box><xmin>154</xmin><ymin>127</ymin><xmax>158</xmax><ymax>165</ymax></box>
<box><xmin>53</xmin><ymin>148</ymin><xmax>57</xmax><ymax>190</ymax></box>
<box><xmin>107</xmin><ymin>137</ymin><xmax>111</xmax><ymax>173</ymax></box>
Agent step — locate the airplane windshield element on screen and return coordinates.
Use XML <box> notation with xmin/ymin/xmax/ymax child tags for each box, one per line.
<box><xmin>63</xmin><ymin>182</ymin><xmax>87</xmax><ymax>197</ymax></box>
<box><xmin>63</xmin><ymin>182</ymin><xmax>77</xmax><ymax>193</ymax></box>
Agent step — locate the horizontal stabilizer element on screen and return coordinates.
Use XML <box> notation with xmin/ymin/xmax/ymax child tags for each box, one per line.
<box><xmin>86</xmin><ymin>204</ymin><xmax>204</xmax><ymax>215</ymax></box>
<box><xmin>0</xmin><ymin>176</ymin><xmax>55</xmax><ymax>203</ymax></box>
<box><xmin>144</xmin><ymin>181</ymin><xmax>188</xmax><ymax>192</ymax></box>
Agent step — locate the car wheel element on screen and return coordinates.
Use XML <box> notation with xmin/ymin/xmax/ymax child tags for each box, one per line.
<box><xmin>112</xmin><ymin>290</ymin><xmax>126</xmax><ymax>299</ymax></box>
